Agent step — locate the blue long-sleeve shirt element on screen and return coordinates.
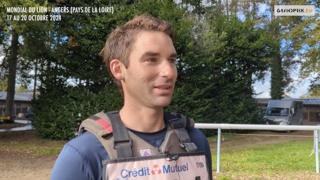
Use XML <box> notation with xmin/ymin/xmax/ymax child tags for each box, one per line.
<box><xmin>51</xmin><ymin>127</ymin><xmax>212</xmax><ymax>180</ymax></box>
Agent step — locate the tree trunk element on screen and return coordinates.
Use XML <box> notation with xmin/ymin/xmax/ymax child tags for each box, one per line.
<box><xmin>33</xmin><ymin>59</ymin><xmax>38</xmax><ymax>100</ymax></box>
<box><xmin>5</xmin><ymin>31</ymin><xmax>19</xmax><ymax>123</ymax></box>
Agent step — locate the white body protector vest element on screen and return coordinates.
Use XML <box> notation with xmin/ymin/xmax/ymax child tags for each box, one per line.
<box><xmin>79</xmin><ymin>111</ymin><xmax>209</xmax><ymax>180</ymax></box>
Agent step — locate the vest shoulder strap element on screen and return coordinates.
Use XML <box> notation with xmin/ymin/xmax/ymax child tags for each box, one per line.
<box><xmin>107</xmin><ymin>112</ymin><xmax>133</xmax><ymax>158</ymax></box>
<box><xmin>79</xmin><ymin>111</ymin><xmax>133</xmax><ymax>158</ymax></box>
<box><xmin>79</xmin><ymin>111</ymin><xmax>198</xmax><ymax>158</ymax></box>
<box><xmin>78</xmin><ymin>111</ymin><xmax>113</xmax><ymax>138</ymax></box>
<box><xmin>77</xmin><ymin>111</ymin><xmax>118</xmax><ymax>158</ymax></box>
<box><xmin>164</xmin><ymin>112</ymin><xmax>198</xmax><ymax>152</ymax></box>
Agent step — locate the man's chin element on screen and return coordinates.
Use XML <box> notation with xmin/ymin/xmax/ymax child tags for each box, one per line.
<box><xmin>155</xmin><ymin>99</ymin><xmax>172</xmax><ymax>107</ymax></box>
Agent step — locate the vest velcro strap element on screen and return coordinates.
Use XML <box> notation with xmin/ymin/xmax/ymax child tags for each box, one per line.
<box><xmin>78</xmin><ymin>112</ymin><xmax>113</xmax><ymax>137</ymax></box>
<box><xmin>96</xmin><ymin>118</ymin><xmax>113</xmax><ymax>133</ymax></box>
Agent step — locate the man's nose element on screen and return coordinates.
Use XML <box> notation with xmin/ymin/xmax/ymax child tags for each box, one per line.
<box><xmin>159</xmin><ymin>60</ymin><xmax>176</xmax><ymax>78</ymax></box>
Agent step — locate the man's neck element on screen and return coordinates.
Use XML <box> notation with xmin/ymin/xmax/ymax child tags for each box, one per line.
<box><xmin>119</xmin><ymin>105</ymin><xmax>166</xmax><ymax>132</ymax></box>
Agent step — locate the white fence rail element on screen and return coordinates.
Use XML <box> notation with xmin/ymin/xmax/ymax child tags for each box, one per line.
<box><xmin>194</xmin><ymin>123</ymin><xmax>320</xmax><ymax>173</ymax></box>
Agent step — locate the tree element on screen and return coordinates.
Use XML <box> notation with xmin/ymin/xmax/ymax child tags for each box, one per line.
<box><xmin>31</xmin><ymin>0</ymin><xmax>199</xmax><ymax>139</ymax></box>
<box><xmin>208</xmin><ymin>15</ymin><xmax>273</xmax><ymax>123</ymax></box>
<box><xmin>168</xmin><ymin>12</ymin><xmax>274</xmax><ymax>136</ymax></box>
<box><xmin>5</xmin><ymin>0</ymin><xmax>280</xmax><ymax>139</ymax></box>
<box><xmin>288</xmin><ymin>3</ymin><xmax>320</xmax><ymax>95</ymax></box>
<box><xmin>267</xmin><ymin>0</ymin><xmax>319</xmax><ymax>96</ymax></box>
<box><xmin>4</xmin><ymin>32</ymin><xmax>19</xmax><ymax>122</ymax></box>
<box><xmin>215</xmin><ymin>0</ymin><xmax>316</xmax><ymax>98</ymax></box>
<box><xmin>305</xmin><ymin>76</ymin><xmax>320</xmax><ymax>97</ymax></box>
<box><xmin>1</xmin><ymin>0</ymin><xmax>48</xmax><ymax>122</ymax></box>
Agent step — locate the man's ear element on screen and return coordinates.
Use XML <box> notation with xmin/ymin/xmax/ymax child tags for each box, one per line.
<box><xmin>110</xmin><ymin>59</ymin><xmax>125</xmax><ymax>81</ymax></box>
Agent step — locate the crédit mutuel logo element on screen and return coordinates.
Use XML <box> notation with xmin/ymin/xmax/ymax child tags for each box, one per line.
<box><xmin>274</xmin><ymin>5</ymin><xmax>315</xmax><ymax>16</ymax></box>
<box><xmin>119</xmin><ymin>163</ymin><xmax>189</xmax><ymax>178</ymax></box>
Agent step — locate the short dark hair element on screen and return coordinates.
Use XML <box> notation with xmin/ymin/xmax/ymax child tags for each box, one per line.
<box><xmin>100</xmin><ymin>14</ymin><xmax>174</xmax><ymax>94</ymax></box>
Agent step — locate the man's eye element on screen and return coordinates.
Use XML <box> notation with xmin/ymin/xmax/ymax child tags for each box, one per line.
<box><xmin>168</xmin><ymin>59</ymin><xmax>176</xmax><ymax>63</ymax></box>
<box><xmin>147</xmin><ymin>58</ymin><xmax>157</xmax><ymax>62</ymax></box>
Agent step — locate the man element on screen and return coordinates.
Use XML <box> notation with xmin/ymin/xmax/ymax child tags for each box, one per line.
<box><xmin>51</xmin><ymin>14</ymin><xmax>212</xmax><ymax>180</ymax></box>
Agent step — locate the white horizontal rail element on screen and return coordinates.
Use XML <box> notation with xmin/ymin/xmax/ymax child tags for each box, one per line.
<box><xmin>195</xmin><ymin>123</ymin><xmax>320</xmax><ymax>130</ymax></box>
<box><xmin>194</xmin><ymin>123</ymin><xmax>320</xmax><ymax>174</ymax></box>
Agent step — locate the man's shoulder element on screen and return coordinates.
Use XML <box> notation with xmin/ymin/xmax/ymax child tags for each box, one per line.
<box><xmin>67</xmin><ymin>131</ymin><xmax>109</xmax><ymax>159</ymax></box>
<box><xmin>69</xmin><ymin>131</ymin><xmax>99</xmax><ymax>146</ymax></box>
<box><xmin>51</xmin><ymin>132</ymin><xmax>109</xmax><ymax>180</ymax></box>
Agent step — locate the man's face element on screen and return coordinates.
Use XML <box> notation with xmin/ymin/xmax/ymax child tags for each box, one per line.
<box><xmin>121</xmin><ymin>31</ymin><xmax>177</xmax><ymax>108</ymax></box>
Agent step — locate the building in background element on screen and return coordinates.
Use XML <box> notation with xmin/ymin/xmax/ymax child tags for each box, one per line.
<box><xmin>0</xmin><ymin>90</ymin><xmax>39</xmax><ymax>117</ymax></box>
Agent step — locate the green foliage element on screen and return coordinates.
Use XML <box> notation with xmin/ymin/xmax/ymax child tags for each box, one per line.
<box><xmin>32</xmin><ymin>86</ymin><xmax>122</xmax><ymax>140</ymax></box>
<box><xmin>15</xmin><ymin>85</ymin><xmax>27</xmax><ymax>92</ymax></box>
<box><xmin>168</xmin><ymin>15</ymin><xmax>272</xmax><ymax>136</ymax></box>
<box><xmin>31</xmin><ymin>0</ymin><xmax>195</xmax><ymax>140</ymax></box>
<box><xmin>305</xmin><ymin>75</ymin><xmax>320</xmax><ymax>97</ymax></box>
<box><xmin>8</xmin><ymin>1</ymin><xmax>278</xmax><ymax>140</ymax></box>
<box><xmin>0</xmin><ymin>76</ymin><xmax>8</xmax><ymax>91</ymax></box>
<box><xmin>270</xmin><ymin>52</ymin><xmax>285</xmax><ymax>100</ymax></box>
<box><xmin>1</xmin><ymin>0</ymin><xmax>50</xmax><ymax>122</ymax></box>
<box><xmin>286</xmin><ymin>2</ymin><xmax>320</xmax><ymax>82</ymax></box>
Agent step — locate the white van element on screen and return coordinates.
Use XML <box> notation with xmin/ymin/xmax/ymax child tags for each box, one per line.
<box><xmin>263</xmin><ymin>100</ymin><xmax>303</xmax><ymax>126</ymax></box>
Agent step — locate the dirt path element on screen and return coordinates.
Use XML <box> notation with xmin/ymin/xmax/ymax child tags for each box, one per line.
<box><xmin>0</xmin><ymin>131</ymin><xmax>63</xmax><ymax>180</ymax></box>
<box><xmin>0</xmin><ymin>154</ymin><xmax>56</xmax><ymax>180</ymax></box>
<box><xmin>211</xmin><ymin>130</ymin><xmax>314</xmax><ymax>152</ymax></box>
<box><xmin>209</xmin><ymin>120</ymin><xmax>319</xmax><ymax>152</ymax></box>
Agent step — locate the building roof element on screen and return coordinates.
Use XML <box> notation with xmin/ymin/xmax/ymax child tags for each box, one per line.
<box><xmin>256</xmin><ymin>98</ymin><xmax>320</xmax><ymax>106</ymax></box>
<box><xmin>301</xmin><ymin>99</ymin><xmax>320</xmax><ymax>105</ymax></box>
<box><xmin>0</xmin><ymin>91</ymin><xmax>33</xmax><ymax>102</ymax></box>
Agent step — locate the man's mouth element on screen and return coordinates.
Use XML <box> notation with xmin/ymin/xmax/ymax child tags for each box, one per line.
<box><xmin>155</xmin><ymin>85</ymin><xmax>171</xmax><ymax>89</ymax></box>
<box><xmin>154</xmin><ymin>84</ymin><xmax>172</xmax><ymax>94</ymax></box>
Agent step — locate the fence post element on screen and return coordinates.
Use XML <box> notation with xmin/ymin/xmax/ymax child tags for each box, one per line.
<box><xmin>316</xmin><ymin>130</ymin><xmax>319</xmax><ymax>173</ymax></box>
<box><xmin>217</xmin><ymin>128</ymin><xmax>221</xmax><ymax>173</ymax></box>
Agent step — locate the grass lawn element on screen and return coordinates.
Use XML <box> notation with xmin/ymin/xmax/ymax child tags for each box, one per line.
<box><xmin>208</xmin><ymin>135</ymin><xmax>320</xmax><ymax>180</ymax></box>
